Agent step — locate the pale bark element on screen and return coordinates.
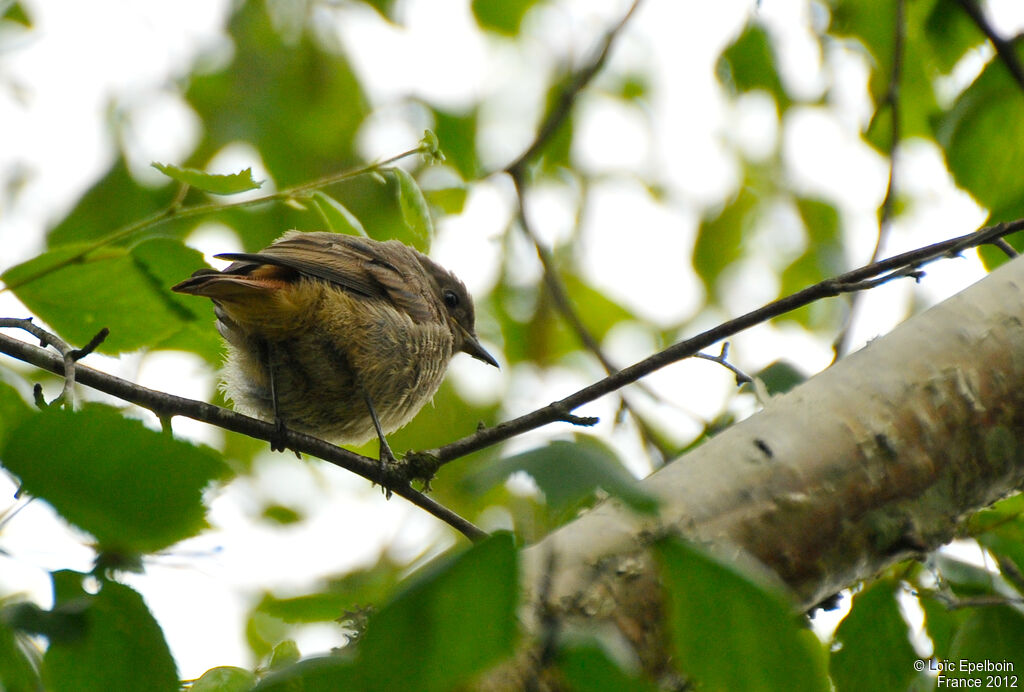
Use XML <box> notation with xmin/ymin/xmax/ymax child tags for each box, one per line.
<box><xmin>510</xmin><ymin>255</ymin><xmax>1024</xmax><ymax>681</ymax></box>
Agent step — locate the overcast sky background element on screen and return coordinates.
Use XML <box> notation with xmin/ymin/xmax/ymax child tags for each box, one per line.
<box><xmin>2</xmin><ymin>0</ymin><xmax>1024</xmax><ymax>679</ymax></box>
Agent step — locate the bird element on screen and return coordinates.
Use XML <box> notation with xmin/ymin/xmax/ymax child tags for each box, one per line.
<box><xmin>172</xmin><ymin>230</ymin><xmax>498</xmax><ymax>461</ymax></box>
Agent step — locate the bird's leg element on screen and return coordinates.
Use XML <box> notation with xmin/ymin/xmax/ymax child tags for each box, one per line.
<box><xmin>260</xmin><ymin>340</ymin><xmax>292</xmax><ymax>454</ymax></box>
<box><xmin>358</xmin><ymin>386</ymin><xmax>396</xmax><ymax>499</ymax></box>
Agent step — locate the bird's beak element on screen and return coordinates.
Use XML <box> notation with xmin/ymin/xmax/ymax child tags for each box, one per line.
<box><xmin>458</xmin><ymin>326</ymin><xmax>499</xmax><ymax>368</ymax></box>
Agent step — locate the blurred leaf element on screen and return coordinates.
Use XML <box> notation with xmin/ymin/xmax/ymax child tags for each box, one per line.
<box><xmin>693</xmin><ymin>186</ymin><xmax>758</xmax><ymax>299</ymax></box>
<box><xmin>0</xmin><ymin>381</ymin><xmax>31</xmax><ymax>451</ymax></box>
<box><xmin>257</xmin><ymin>534</ymin><xmax>518</xmax><ymax>692</ymax></box>
<box><xmin>971</xmin><ymin>494</ymin><xmax>1024</xmax><ymax>580</ymax></box>
<box><xmin>187</xmin><ymin>1</ymin><xmax>369</xmax><ymax>188</ymax></box>
<box><xmin>0</xmin><ymin>604</ymin><xmax>41</xmax><ymax>692</ymax></box>
<box><xmin>561</xmin><ymin>271</ymin><xmax>637</xmax><ymax>342</ymax></box>
<box><xmin>656</xmin><ymin>537</ymin><xmax>829</xmax><ymax>692</ymax></box>
<box><xmin>937</xmin><ymin>40</ymin><xmax>1024</xmax><ymax>222</ymax></box>
<box><xmin>922</xmin><ymin>0</ymin><xmax>982</xmax><ymax>73</ymax></box>
<box><xmin>2</xmin><ymin>404</ymin><xmax>225</xmax><ymax>554</ymax></box>
<box><xmin>918</xmin><ymin>593</ymin><xmax>966</xmax><ymax>661</ymax></box>
<box><xmin>750</xmin><ymin>360</ymin><xmax>806</xmax><ymax>397</ymax></box>
<box><xmin>538</xmin><ymin>71</ymin><xmax>576</xmax><ymax>173</ymax></box>
<box><xmin>946</xmin><ymin>605</ymin><xmax>1024</xmax><ymax>679</ymax></box>
<box><xmin>42</xmin><ymin>578</ymin><xmax>177</xmax><ymax>692</ymax></box>
<box><xmin>254</xmin><ymin>556</ymin><xmax>403</xmax><ymax>624</ymax></box>
<box><xmin>717</xmin><ymin>23</ymin><xmax>790</xmax><ymax>108</ymax></box>
<box><xmin>465</xmin><ymin>436</ymin><xmax>658</xmax><ymax>522</ymax></box>
<box><xmin>831</xmin><ymin>0</ymin><xmax>942</xmax><ymax>148</ymax></box>
<box><xmin>1</xmin><ymin>1</ymin><xmax>31</xmax><ymax>26</ymax></box>
<box><xmin>354</xmin><ymin>532</ymin><xmax>518</xmax><ymax>691</ymax></box>
<box><xmin>309</xmin><ymin>191</ymin><xmax>368</xmax><ymax>237</ymax></box>
<box><xmin>46</xmin><ymin>160</ymin><xmax>179</xmax><ymax>247</ymax></box>
<box><xmin>431</xmin><ymin>106</ymin><xmax>480</xmax><ymax>180</ymax></box>
<box><xmin>268</xmin><ymin>639</ymin><xmax>300</xmax><ymax>670</ymax></box>
<box><xmin>191</xmin><ymin>666</ymin><xmax>257</xmax><ymax>692</ymax></box>
<box><xmin>557</xmin><ymin>635</ymin><xmax>657</xmax><ymax>692</ymax></box>
<box><xmin>471</xmin><ymin>0</ymin><xmax>541</xmax><ymax>36</ymax></box>
<box><xmin>780</xmin><ymin>197</ymin><xmax>843</xmax><ymax>328</ymax></box>
<box><xmin>389</xmin><ymin>167</ymin><xmax>433</xmax><ymax>252</ymax></box>
<box><xmin>151</xmin><ymin>163</ymin><xmax>262</xmax><ymax>195</ymax></box>
<box><xmin>423</xmin><ymin>184</ymin><xmax>469</xmax><ymax>215</ymax></box>
<box><xmin>260</xmin><ymin>504</ymin><xmax>304</xmax><ymax>525</ymax></box>
<box><xmin>933</xmin><ymin>554</ymin><xmax>1002</xmax><ymax>597</ymax></box>
<box><xmin>830</xmin><ymin>580</ymin><xmax>917</xmax><ymax>692</ymax></box>
<box><xmin>357</xmin><ymin>0</ymin><xmax>400</xmax><ymax>23</ymax></box>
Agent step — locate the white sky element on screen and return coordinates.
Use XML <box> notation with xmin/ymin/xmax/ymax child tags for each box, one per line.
<box><xmin>2</xmin><ymin>0</ymin><xmax>1023</xmax><ymax>680</ymax></box>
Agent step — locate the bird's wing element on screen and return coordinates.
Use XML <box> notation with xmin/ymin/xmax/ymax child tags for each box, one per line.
<box><xmin>216</xmin><ymin>232</ymin><xmax>436</xmax><ymax>322</ymax></box>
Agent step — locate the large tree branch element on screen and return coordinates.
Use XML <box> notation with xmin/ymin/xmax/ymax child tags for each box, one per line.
<box><xmin>520</xmin><ymin>251</ymin><xmax>1024</xmax><ymax>632</ymax></box>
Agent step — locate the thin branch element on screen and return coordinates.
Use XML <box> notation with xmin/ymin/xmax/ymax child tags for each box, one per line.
<box><xmin>500</xmin><ymin>0</ymin><xmax>672</xmax><ymax>457</ymax></box>
<box><xmin>504</xmin><ymin>0</ymin><xmax>643</xmax><ymax>178</ymax></box>
<box><xmin>955</xmin><ymin>0</ymin><xmax>1024</xmax><ymax>94</ymax></box>
<box><xmin>412</xmin><ymin>219</ymin><xmax>1024</xmax><ymax>469</ymax></box>
<box><xmin>694</xmin><ymin>342</ymin><xmax>753</xmax><ymax>385</ymax></box>
<box><xmin>834</xmin><ymin>0</ymin><xmax>905</xmax><ymax>360</ymax></box>
<box><xmin>0</xmin><ymin>147</ymin><xmax>426</xmax><ymax>294</ymax></box>
<box><xmin>0</xmin><ymin>325</ymin><xmax>486</xmax><ymax>543</ymax></box>
<box><xmin>0</xmin><ymin>318</ymin><xmax>108</xmax><ymax>409</ymax></box>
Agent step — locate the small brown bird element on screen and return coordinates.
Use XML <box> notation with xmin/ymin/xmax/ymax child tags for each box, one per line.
<box><xmin>172</xmin><ymin>230</ymin><xmax>498</xmax><ymax>459</ymax></box>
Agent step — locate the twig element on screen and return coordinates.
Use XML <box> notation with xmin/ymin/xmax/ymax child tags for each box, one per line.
<box><xmin>413</xmin><ymin>219</ymin><xmax>1024</xmax><ymax>469</ymax></box>
<box><xmin>504</xmin><ymin>0</ymin><xmax>643</xmax><ymax>176</ymax></box>
<box><xmin>500</xmin><ymin>0</ymin><xmax>672</xmax><ymax>457</ymax></box>
<box><xmin>834</xmin><ymin>0</ymin><xmax>905</xmax><ymax>360</ymax></box>
<box><xmin>0</xmin><ymin>324</ymin><xmax>486</xmax><ymax>542</ymax></box>
<box><xmin>0</xmin><ymin>318</ymin><xmax>108</xmax><ymax>408</ymax></box>
<box><xmin>0</xmin><ymin>147</ymin><xmax>427</xmax><ymax>294</ymax></box>
<box><xmin>694</xmin><ymin>342</ymin><xmax>753</xmax><ymax>385</ymax></box>
<box><xmin>955</xmin><ymin>0</ymin><xmax>1024</xmax><ymax>94</ymax></box>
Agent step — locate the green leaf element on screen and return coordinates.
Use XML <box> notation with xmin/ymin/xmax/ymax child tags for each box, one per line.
<box><xmin>557</xmin><ymin>636</ymin><xmax>657</xmax><ymax>692</ymax></box>
<box><xmin>750</xmin><ymin>361</ymin><xmax>806</xmax><ymax>397</ymax></box>
<box><xmin>255</xmin><ymin>557</ymin><xmax>402</xmax><ymax>624</ymax></box>
<box><xmin>191</xmin><ymin>666</ymin><xmax>257</xmax><ymax>692</ymax></box>
<box><xmin>257</xmin><ymin>534</ymin><xmax>518</xmax><ymax>692</ymax></box>
<box><xmin>1</xmin><ymin>404</ymin><xmax>225</xmax><ymax>554</ymax></box>
<box><xmin>42</xmin><ymin>578</ymin><xmax>178</xmax><ymax>692</ymax></box>
<box><xmin>389</xmin><ymin>167</ymin><xmax>433</xmax><ymax>252</ymax></box>
<box><xmin>922</xmin><ymin>0</ymin><xmax>982</xmax><ymax>73</ymax></box>
<box><xmin>0</xmin><ymin>381</ymin><xmax>31</xmax><ymax>451</ymax></box>
<box><xmin>46</xmin><ymin>160</ymin><xmax>179</xmax><ymax>247</ymax></box>
<box><xmin>268</xmin><ymin>639</ymin><xmax>300</xmax><ymax>670</ymax></box>
<box><xmin>423</xmin><ymin>185</ymin><xmax>469</xmax><ymax>215</ymax></box>
<box><xmin>151</xmin><ymin>163</ymin><xmax>263</xmax><ymax>195</ymax></box>
<box><xmin>830</xmin><ymin>580</ymin><xmax>917</xmax><ymax>692</ymax></box>
<box><xmin>717</xmin><ymin>23</ymin><xmax>790</xmax><ymax>108</ymax></box>
<box><xmin>946</xmin><ymin>606</ymin><xmax>1024</xmax><ymax>680</ymax></box>
<box><xmin>655</xmin><ymin>537</ymin><xmax>829</xmax><ymax>692</ymax></box>
<box><xmin>971</xmin><ymin>494</ymin><xmax>1024</xmax><ymax>578</ymax></box>
<box><xmin>431</xmin><ymin>107</ymin><xmax>480</xmax><ymax>180</ymax></box>
<box><xmin>4</xmin><ymin>244</ymin><xmax>192</xmax><ymax>355</ymax></box>
<box><xmin>471</xmin><ymin>0</ymin><xmax>541</xmax><ymax>36</ymax></box>
<box><xmin>465</xmin><ymin>436</ymin><xmax>658</xmax><ymax>520</ymax></box>
<box><xmin>355</xmin><ymin>532</ymin><xmax>518</xmax><ymax>690</ymax></box>
<box><xmin>1</xmin><ymin>1</ymin><xmax>32</xmax><ymax>27</ymax></box>
<box><xmin>937</xmin><ymin>40</ymin><xmax>1024</xmax><ymax>221</ymax></box>
<box><xmin>260</xmin><ymin>503</ymin><xmax>304</xmax><ymax>526</ymax></box>
<box><xmin>309</xmin><ymin>191</ymin><xmax>368</xmax><ymax>237</ymax></box>
<box><xmin>693</xmin><ymin>186</ymin><xmax>758</xmax><ymax>299</ymax></box>
<box><xmin>0</xmin><ymin>605</ymin><xmax>41</xmax><ymax>692</ymax></box>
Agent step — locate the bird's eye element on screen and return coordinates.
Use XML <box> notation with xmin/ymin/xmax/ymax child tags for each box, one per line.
<box><xmin>443</xmin><ymin>289</ymin><xmax>460</xmax><ymax>309</ymax></box>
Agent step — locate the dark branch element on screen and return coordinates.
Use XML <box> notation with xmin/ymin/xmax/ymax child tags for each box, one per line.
<box><xmin>0</xmin><ymin>326</ymin><xmax>486</xmax><ymax>543</ymax></box>
<box><xmin>418</xmin><ymin>219</ymin><xmax>1024</xmax><ymax>468</ymax></box>
<box><xmin>955</xmin><ymin>0</ymin><xmax>1024</xmax><ymax>94</ymax></box>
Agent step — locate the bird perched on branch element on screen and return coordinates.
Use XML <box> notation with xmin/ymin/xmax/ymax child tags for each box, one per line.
<box><xmin>172</xmin><ymin>230</ymin><xmax>498</xmax><ymax>460</ymax></box>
